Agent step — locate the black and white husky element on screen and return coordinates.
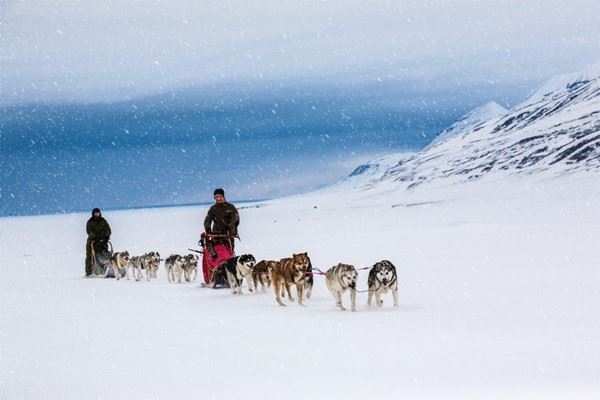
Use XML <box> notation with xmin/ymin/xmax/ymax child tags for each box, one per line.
<box><xmin>128</xmin><ymin>255</ymin><xmax>145</xmax><ymax>281</ymax></box>
<box><xmin>223</xmin><ymin>254</ymin><xmax>256</xmax><ymax>295</ymax></box>
<box><xmin>165</xmin><ymin>254</ymin><xmax>184</xmax><ymax>283</ymax></box>
<box><xmin>182</xmin><ymin>254</ymin><xmax>199</xmax><ymax>282</ymax></box>
<box><xmin>367</xmin><ymin>260</ymin><xmax>398</xmax><ymax>308</ymax></box>
<box><xmin>128</xmin><ymin>252</ymin><xmax>160</xmax><ymax>281</ymax></box>
<box><xmin>144</xmin><ymin>251</ymin><xmax>161</xmax><ymax>280</ymax></box>
<box><xmin>108</xmin><ymin>251</ymin><xmax>129</xmax><ymax>280</ymax></box>
<box><xmin>325</xmin><ymin>263</ymin><xmax>358</xmax><ymax>311</ymax></box>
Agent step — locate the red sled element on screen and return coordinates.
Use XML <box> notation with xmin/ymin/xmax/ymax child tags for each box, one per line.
<box><xmin>199</xmin><ymin>232</ymin><xmax>235</xmax><ymax>284</ymax></box>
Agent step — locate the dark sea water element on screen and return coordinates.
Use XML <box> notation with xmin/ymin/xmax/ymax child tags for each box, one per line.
<box><xmin>1</xmin><ymin>85</ymin><xmax>469</xmax><ymax>217</ymax></box>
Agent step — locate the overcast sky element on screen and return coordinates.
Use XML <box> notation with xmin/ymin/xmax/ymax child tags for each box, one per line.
<box><xmin>1</xmin><ymin>0</ymin><xmax>599</xmax><ymax>106</ymax></box>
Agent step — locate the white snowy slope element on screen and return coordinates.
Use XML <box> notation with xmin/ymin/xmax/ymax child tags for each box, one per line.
<box><xmin>321</xmin><ymin>152</ymin><xmax>416</xmax><ymax>191</ymax></box>
<box><xmin>324</xmin><ymin>101</ymin><xmax>508</xmax><ymax>192</ymax></box>
<box><xmin>379</xmin><ymin>64</ymin><xmax>600</xmax><ymax>189</ymax></box>
<box><xmin>427</xmin><ymin>101</ymin><xmax>508</xmax><ymax>147</ymax></box>
<box><xmin>1</xmin><ymin>170</ymin><xmax>600</xmax><ymax>400</ymax></box>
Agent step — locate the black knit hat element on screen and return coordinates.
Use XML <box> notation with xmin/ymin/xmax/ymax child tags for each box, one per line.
<box><xmin>213</xmin><ymin>188</ymin><xmax>225</xmax><ymax>196</ymax></box>
<box><xmin>92</xmin><ymin>208</ymin><xmax>101</xmax><ymax>216</ymax></box>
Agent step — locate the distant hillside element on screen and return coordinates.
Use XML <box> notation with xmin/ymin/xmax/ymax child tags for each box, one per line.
<box><xmin>374</xmin><ymin>64</ymin><xmax>600</xmax><ymax>189</ymax></box>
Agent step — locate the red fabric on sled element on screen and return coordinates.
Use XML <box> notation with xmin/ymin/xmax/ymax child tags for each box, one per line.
<box><xmin>202</xmin><ymin>243</ymin><xmax>234</xmax><ymax>284</ymax></box>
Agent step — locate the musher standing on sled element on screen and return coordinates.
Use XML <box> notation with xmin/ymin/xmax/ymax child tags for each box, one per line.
<box><xmin>204</xmin><ymin>188</ymin><xmax>240</xmax><ymax>250</ymax></box>
<box><xmin>85</xmin><ymin>208</ymin><xmax>112</xmax><ymax>277</ymax></box>
<box><xmin>202</xmin><ymin>188</ymin><xmax>240</xmax><ymax>285</ymax></box>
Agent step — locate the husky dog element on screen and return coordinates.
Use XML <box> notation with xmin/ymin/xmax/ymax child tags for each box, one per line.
<box><xmin>144</xmin><ymin>251</ymin><xmax>161</xmax><ymax>280</ymax></box>
<box><xmin>182</xmin><ymin>254</ymin><xmax>199</xmax><ymax>282</ymax></box>
<box><xmin>325</xmin><ymin>263</ymin><xmax>358</xmax><ymax>312</ymax></box>
<box><xmin>164</xmin><ymin>254</ymin><xmax>184</xmax><ymax>283</ymax></box>
<box><xmin>109</xmin><ymin>251</ymin><xmax>130</xmax><ymax>280</ymax></box>
<box><xmin>252</xmin><ymin>260</ymin><xmax>275</xmax><ymax>292</ymax></box>
<box><xmin>128</xmin><ymin>255</ymin><xmax>145</xmax><ymax>281</ymax></box>
<box><xmin>367</xmin><ymin>260</ymin><xmax>398</xmax><ymax>308</ymax></box>
<box><xmin>271</xmin><ymin>253</ymin><xmax>311</xmax><ymax>306</ymax></box>
<box><xmin>223</xmin><ymin>254</ymin><xmax>256</xmax><ymax>295</ymax></box>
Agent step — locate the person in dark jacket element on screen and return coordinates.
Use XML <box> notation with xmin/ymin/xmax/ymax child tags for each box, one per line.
<box><xmin>203</xmin><ymin>188</ymin><xmax>239</xmax><ymax>256</ymax></box>
<box><xmin>85</xmin><ymin>208</ymin><xmax>112</xmax><ymax>276</ymax></box>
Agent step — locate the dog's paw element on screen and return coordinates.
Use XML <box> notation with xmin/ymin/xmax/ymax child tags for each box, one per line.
<box><xmin>377</xmin><ymin>300</ymin><xmax>384</xmax><ymax>307</ymax></box>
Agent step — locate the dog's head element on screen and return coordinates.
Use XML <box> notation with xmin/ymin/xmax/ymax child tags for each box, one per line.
<box><xmin>120</xmin><ymin>251</ymin><xmax>130</xmax><ymax>262</ymax></box>
<box><xmin>255</xmin><ymin>260</ymin><xmax>275</xmax><ymax>272</ymax></box>
<box><xmin>186</xmin><ymin>254</ymin><xmax>199</xmax><ymax>269</ymax></box>
<box><xmin>338</xmin><ymin>264</ymin><xmax>358</xmax><ymax>289</ymax></box>
<box><xmin>238</xmin><ymin>254</ymin><xmax>256</xmax><ymax>269</ymax></box>
<box><xmin>292</xmin><ymin>252</ymin><xmax>310</xmax><ymax>274</ymax></box>
<box><xmin>372</xmin><ymin>260</ymin><xmax>396</xmax><ymax>286</ymax></box>
<box><xmin>263</xmin><ymin>260</ymin><xmax>279</xmax><ymax>273</ymax></box>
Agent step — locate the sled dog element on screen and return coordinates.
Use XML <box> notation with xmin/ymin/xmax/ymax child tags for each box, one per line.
<box><xmin>165</xmin><ymin>254</ymin><xmax>184</xmax><ymax>283</ymax></box>
<box><xmin>252</xmin><ymin>260</ymin><xmax>275</xmax><ymax>292</ymax></box>
<box><xmin>144</xmin><ymin>251</ymin><xmax>161</xmax><ymax>280</ymax></box>
<box><xmin>325</xmin><ymin>263</ymin><xmax>358</xmax><ymax>312</ymax></box>
<box><xmin>109</xmin><ymin>251</ymin><xmax>130</xmax><ymax>280</ymax></box>
<box><xmin>128</xmin><ymin>255</ymin><xmax>145</xmax><ymax>281</ymax></box>
<box><xmin>367</xmin><ymin>260</ymin><xmax>398</xmax><ymax>308</ymax></box>
<box><xmin>271</xmin><ymin>252</ymin><xmax>311</xmax><ymax>306</ymax></box>
<box><xmin>182</xmin><ymin>254</ymin><xmax>199</xmax><ymax>282</ymax></box>
<box><xmin>223</xmin><ymin>254</ymin><xmax>256</xmax><ymax>295</ymax></box>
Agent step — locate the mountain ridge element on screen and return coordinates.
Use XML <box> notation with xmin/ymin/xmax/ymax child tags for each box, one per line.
<box><xmin>353</xmin><ymin>64</ymin><xmax>600</xmax><ymax>190</ymax></box>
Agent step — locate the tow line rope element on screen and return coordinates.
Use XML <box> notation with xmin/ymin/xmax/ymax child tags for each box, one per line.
<box><xmin>308</xmin><ymin>266</ymin><xmax>369</xmax><ymax>275</ymax></box>
<box><xmin>304</xmin><ymin>266</ymin><xmax>380</xmax><ymax>293</ymax></box>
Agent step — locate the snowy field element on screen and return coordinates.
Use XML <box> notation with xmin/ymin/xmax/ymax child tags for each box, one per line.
<box><xmin>2</xmin><ymin>172</ymin><xmax>600</xmax><ymax>399</ymax></box>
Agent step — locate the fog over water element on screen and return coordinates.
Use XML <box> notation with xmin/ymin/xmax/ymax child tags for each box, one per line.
<box><xmin>2</xmin><ymin>1</ymin><xmax>599</xmax><ymax>216</ymax></box>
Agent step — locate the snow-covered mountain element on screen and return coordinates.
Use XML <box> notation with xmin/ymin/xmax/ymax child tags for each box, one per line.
<box><xmin>426</xmin><ymin>101</ymin><xmax>508</xmax><ymax>147</ymax></box>
<box><xmin>329</xmin><ymin>152</ymin><xmax>415</xmax><ymax>191</ymax></box>
<box><xmin>363</xmin><ymin>64</ymin><xmax>600</xmax><ymax>189</ymax></box>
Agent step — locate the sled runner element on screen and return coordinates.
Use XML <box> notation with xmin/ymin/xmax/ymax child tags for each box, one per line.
<box><xmin>198</xmin><ymin>232</ymin><xmax>235</xmax><ymax>287</ymax></box>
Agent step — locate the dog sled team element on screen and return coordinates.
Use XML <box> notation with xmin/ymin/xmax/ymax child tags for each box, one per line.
<box><xmin>85</xmin><ymin>189</ymin><xmax>398</xmax><ymax>311</ymax></box>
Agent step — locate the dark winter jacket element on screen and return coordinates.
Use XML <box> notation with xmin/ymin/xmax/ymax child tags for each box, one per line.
<box><xmin>204</xmin><ymin>202</ymin><xmax>239</xmax><ymax>235</ymax></box>
<box><xmin>86</xmin><ymin>216</ymin><xmax>112</xmax><ymax>242</ymax></box>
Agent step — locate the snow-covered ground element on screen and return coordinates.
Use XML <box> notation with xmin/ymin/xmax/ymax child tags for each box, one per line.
<box><xmin>2</xmin><ymin>171</ymin><xmax>599</xmax><ymax>399</ymax></box>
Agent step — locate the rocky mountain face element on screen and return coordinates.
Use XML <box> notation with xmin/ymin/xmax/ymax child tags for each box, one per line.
<box><xmin>353</xmin><ymin>64</ymin><xmax>600</xmax><ymax>190</ymax></box>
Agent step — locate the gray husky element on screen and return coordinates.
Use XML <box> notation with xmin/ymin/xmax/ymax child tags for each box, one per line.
<box><xmin>164</xmin><ymin>254</ymin><xmax>184</xmax><ymax>283</ymax></box>
<box><xmin>182</xmin><ymin>254</ymin><xmax>199</xmax><ymax>282</ymax></box>
<box><xmin>325</xmin><ymin>263</ymin><xmax>358</xmax><ymax>312</ymax></box>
